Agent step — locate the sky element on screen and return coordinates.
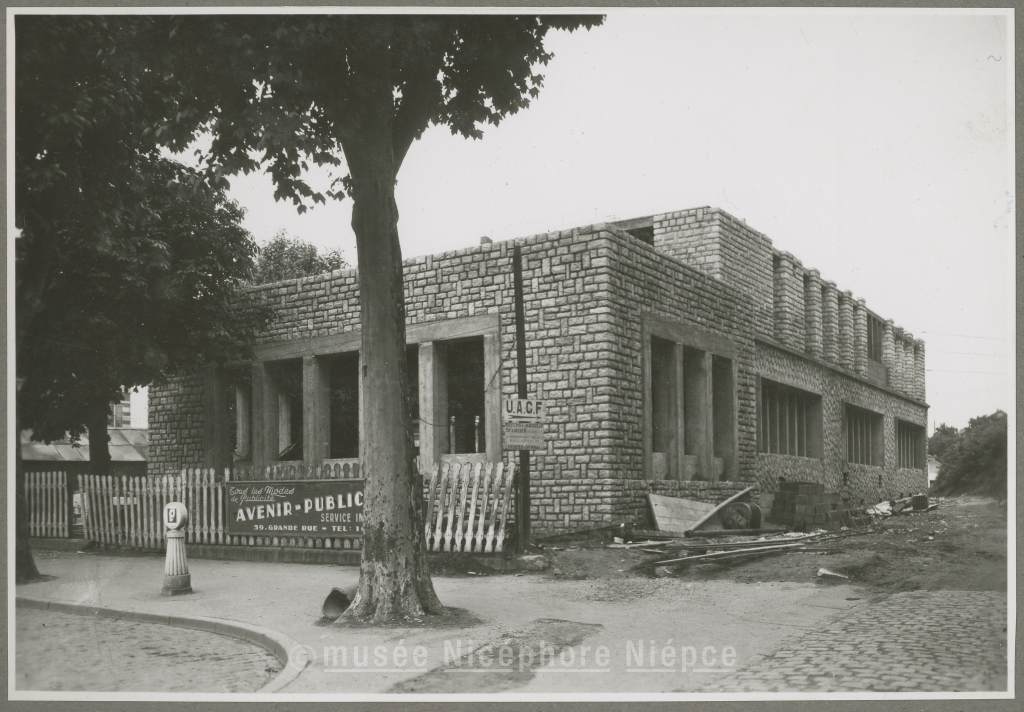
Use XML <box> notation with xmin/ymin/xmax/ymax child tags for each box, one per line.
<box><xmin>217</xmin><ymin>10</ymin><xmax>1013</xmax><ymax>432</ymax></box>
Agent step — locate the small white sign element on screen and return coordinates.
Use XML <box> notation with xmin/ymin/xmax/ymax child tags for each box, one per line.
<box><xmin>503</xmin><ymin>421</ymin><xmax>546</xmax><ymax>450</ymax></box>
<box><xmin>503</xmin><ymin>398</ymin><xmax>547</xmax><ymax>422</ymax></box>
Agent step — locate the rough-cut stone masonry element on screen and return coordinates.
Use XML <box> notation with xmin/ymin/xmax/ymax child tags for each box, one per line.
<box><xmin>755</xmin><ymin>339</ymin><xmax>928</xmax><ymax>504</ymax></box>
<box><xmin>148</xmin><ymin>374</ymin><xmax>205</xmax><ymax>476</ymax></box>
<box><xmin>150</xmin><ymin>206</ymin><xmax>928</xmax><ymax>536</ymax></box>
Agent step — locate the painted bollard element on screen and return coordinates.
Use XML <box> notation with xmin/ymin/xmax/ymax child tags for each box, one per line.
<box><xmin>162</xmin><ymin>502</ymin><xmax>192</xmax><ymax>596</ymax></box>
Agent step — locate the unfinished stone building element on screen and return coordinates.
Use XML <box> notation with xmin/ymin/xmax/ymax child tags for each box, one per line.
<box><xmin>149</xmin><ymin>207</ymin><xmax>929</xmax><ymax>535</ymax></box>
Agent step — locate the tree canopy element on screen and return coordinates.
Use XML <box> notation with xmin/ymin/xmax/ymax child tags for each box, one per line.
<box><xmin>927</xmin><ymin>423</ymin><xmax>959</xmax><ymax>463</ymax></box>
<box><xmin>155</xmin><ymin>15</ymin><xmax>603</xmax><ymax>210</ymax></box>
<box><xmin>16</xmin><ymin>15</ymin><xmax>272</xmax><ymax>443</ymax></box>
<box><xmin>253</xmin><ymin>230</ymin><xmax>349</xmax><ymax>284</ymax></box>
<box><xmin>931</xmin><ymin>411</ymin><xmax>1007</xmax><ymax>498</ymax></box>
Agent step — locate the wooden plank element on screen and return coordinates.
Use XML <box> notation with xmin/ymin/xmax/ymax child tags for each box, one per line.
<box><xmin>44</xmin><ymin>472</ymin><xmax>51</xmax><ymax>537</ymax></box>
<box><xmin>423</xmin><ymin>464</ymin><xmax>440</xmax><ymax>541</ymax></box>
<box><xmin>473</xmin><ymin>463</ymin><xmax>492</xmax><ymax>552</ymax></box>
<box><xmin>443</xmin><ymin>463</ymin><xmax>461</xmax><ymax>552</ymax></box>
<box><xmin>656</xmin><ymin>540</ymin><xmax>811</xmax><ymax>566</ymax></box>
<box><xmin>685</xmin><ymin>486</ymin><xmax>756</xmax><ymax>535</ymax></box>
<box><xmin>45</xmin><ymin>472</ymin><xmax>53</xmax><ymax>537</ymax></box>
<box><xmin>76</xmin><ymin>475</ymin><xmax>85</xmax><ymax>541</ymax></box>
<box><xmin>97</xmin><ymin>475</ymin><xmax>107</xmax><ymax>544</ymax></box>
<box><xmin>492</xmin><ymin>461</ymin><xmax>516</xmax><ymax>553</ymax></box>
<box><xmin>452</xmin><ymin>463</ymin><xmax>472</xmax><ymax>552</ymax></box>
<box><xmin>465</xmin><ymin>463</ymin><xmax>483</xmax><ymax>553</ymax></box>
<box><xmin>647</xmin><ymin>493</ymin><xmax>716</xmax><ymax>535</ymax></box>
<box><xmin>27</xmin><ymin>473</ymin><xmax>34</xmax><ymax>537</ymax></box>
<box><xmin>124</xmin><ymin>476</ymin><xmax>135</xmax><ymax>547</ymax></box>
<box><xmin>78</xmin><ymin>476</ymin><xmax>88</xmax><ymax>542</ymax></box>
<box><xmin>483</xmin><ymin>463</ymin><xmax>502</xmax><ymax>554</ymax></box>
<box><xmin>432</xmin><ymin>463</ymin><xmax>450</xmax><ymax>552</ymax></box>
<box><xmin>139</xmin><ymin>476</ymin><xmax>148</xmax><ymax>549</ymax></box>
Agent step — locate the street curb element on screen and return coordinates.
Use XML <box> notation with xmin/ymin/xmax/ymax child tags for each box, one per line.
<box><xmin>83</xmin><ymin>543</ymin><xmax>361</xmax><ymax>567</ymax></box>
<box><xmin>15</xmin><ymin>596</ymin><xmax>308</xmax><ymax>693</ymax></box>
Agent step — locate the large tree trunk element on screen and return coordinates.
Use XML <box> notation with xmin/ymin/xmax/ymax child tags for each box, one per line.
<box><xmin>339</xmin><ymin>24</ymin><xmax>443</xmax><ymax>623</ymax></box>
<box><xmin>15</xmin><ymin>415</ymin><xmax>41</xmax><ymax>584</ymax></box>
<box><xmin>87</xmin><ymin>406</ymin><xmax>111</xmax><ymax>478</ymax></box>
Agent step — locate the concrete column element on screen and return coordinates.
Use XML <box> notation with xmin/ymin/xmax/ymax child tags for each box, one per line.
<box><xmin>418</xmin><ymin>342</ymin><xmax>448</xmax><ymax>474</ymax></box>
<box><xmin>251</xmin><ymin>362</ymin><xmax>278</xmax><ymax>472</ymax></box>
<box><xmin>821</xmin><ymin>281</ymin><xmax>839</xmax><ymax>362</ymax></box>
<box><xmin>772</xmin><ymin>251</ymin><xmax>795</xmax><ymax>347</ymax></box>
<box><xmin>235</xmin><ymin>385</ymin><xmax>251</xmax><ymax>460</ymax></box>
<box><xmin>891</xmin><ymin>327</ymin><xmax>905</xmax><ymax>392</ymax></box>
<box><xmin>882</xmin><ymin>319</ymin><xmax>896</xmax><ymax>387</ymax></box>
<box><xmin>303</xmin><ymin>355</ymin><xmax>331</xmax><ymax>466</ymax></box>
<box><xmin>202</xmin><ymin>366</ymin><xmax>231</xmax><ymax>470</ymax></box>
<box><xmin>804</xmin><ymin>269</ymin><xmax>823</xmax><ymax>358</ymax></box>
<box><xmin>853</xmin><ymin>298</ymin><xmax>868</xmax><ymax>377</ymax></box>
<box><xmin>483</xmin><ymin>332</ymin><xmax>503</xmax><ymax>464</ymax></box>
<box><xmin>702</xmin><ymin>351</ymin><xmax>716</xmax><ymax>482</ymax></box>
<box><xmin>792</xmin><ymin>258</ymin><xmax>806</xmax><ymax>352</ymax></box>
<box><xmin>914</xmin><ymin>340</ymin><xmax>926</xmax><ymax>401</ymax></box>
<box><xmin>902</xmin><ymin>334</ymin><xmax>915</xmax><ymax>397</ymax></box>
<box><xmin>278</xmin><ymin>391</ymin><xmax>292</xmax><ymax>452</ymax></box>
<box><xmin>838</xmin><ymin>290</ymin><xmax>854</xmax><ymax>370</ymax></box>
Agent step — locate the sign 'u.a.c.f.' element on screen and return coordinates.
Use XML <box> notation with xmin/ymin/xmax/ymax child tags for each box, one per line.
<box><xmin>502</xmin><ymin>398</ymin><xmax>548</xmax><ymax>450</ymax></box>
<box><xmin>227</xmin><ymin>480</ymin><xmax>363</xmax><ymax>538</ymax></box>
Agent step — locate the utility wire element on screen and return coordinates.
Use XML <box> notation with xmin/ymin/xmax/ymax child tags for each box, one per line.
<box><xmin>926</xmin><ymin>369</ymin><xmax>1005</xmax><ymax>375</ymax></box>
<box><xmin>921</xmin><ymin>331</ymin><xmax>1006</xmax><ymax>341</ymax></box>
<box><xmin>929</xmin><ymin>350</ymin><xmax>1006</xmax><ymax>357</ymax></box>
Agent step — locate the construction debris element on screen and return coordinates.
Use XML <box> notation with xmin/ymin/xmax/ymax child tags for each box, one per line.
<box><xmin>646</xmin><ymin>494</ymin><xmax>716</xmax><ymax>535</ymax></box>
<box><xmin>685</xmin><ymin>525</ymin><xmax>786</xmax><ymax>538</ymax></box>
<box><xmin>644</xmin><ymin>529</ymin><xmax>870</xmax><ymax>569</ymax></box>
<box><xmin>867</xmin><ymin>494</ymin><xmax>938</xmax><ymax>518</ymax></box>
<box><xmin>769</xmin><ymin>482</ymin><xmax>872</xmax><ymax>531</ymax></box>
<box><xmin>684</xmin><ymin>486</ymin><xmax>757</xmax><ymax>534</ymax></box>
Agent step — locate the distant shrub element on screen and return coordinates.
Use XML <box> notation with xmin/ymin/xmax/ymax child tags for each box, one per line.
<box><xmin>931</xmin><ymin>410</ymin><xmax>1007</xmax><ymax>498</ymax></box>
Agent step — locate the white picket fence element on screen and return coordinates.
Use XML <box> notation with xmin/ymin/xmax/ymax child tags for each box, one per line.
<box><xmin>424</xmin><ymin>461</ymin><xmax>516</xmax><ymax>553</ymax></box>
<box><xmin>78</xmin><ymin>471</ymin><xmax>227</xmax><ymax>548</ymax></box>
<box><xmin>26</xmin><ymin>471</ymin><xmax>69</xmax><ymax>538</ymax></box>
<box><xmin>75</xmin><ymin>461</ymin><xmax>516</xmax><ymax>554</ymax></box>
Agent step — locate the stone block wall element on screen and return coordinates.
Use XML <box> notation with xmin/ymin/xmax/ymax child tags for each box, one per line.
<box><xmin>148</xmin><ymin>374</ymin><xmax>205</xmax><ymax>475</ymax></box>
<box><xmin>149</xmin><ymin>205</ymin><xmax>929</xmax><ymax>537</ymax></box>
<box><xmin>652</xmin><ymin>207</ymin><xmax>773</xmax><ymax>335</ymax></box>
<box><xmin>754</xmin><ymin>339</ymin><xmax>928</xmax><ymax>505</ymax></box>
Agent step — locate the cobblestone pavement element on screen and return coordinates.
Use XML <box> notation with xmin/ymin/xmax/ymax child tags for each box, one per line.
<box><xmin>698</xmin><ymin>590</ymin><xmax>1008</xmax><ymax>692</ymax></box>
<box><xmin>16</xmin><ymin>609</ymin><xmax>281</xmax><ymax>693</ymax></box>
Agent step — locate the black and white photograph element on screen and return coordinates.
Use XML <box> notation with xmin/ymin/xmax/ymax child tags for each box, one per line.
<box><xmin>9</xmin><ymin>6</ymin><xmax>1014</xmax><ymax>700</ymax></box>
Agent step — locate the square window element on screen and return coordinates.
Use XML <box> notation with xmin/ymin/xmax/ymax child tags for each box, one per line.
<box><xmin>845</xmin><ymin>404</ymin><xmax>884</xmax><ymax>466</ymax></box>
<box><xmin>758</xmin><ymin>379</ymin><xmax>822</xmax><ymax>458</ymax></box>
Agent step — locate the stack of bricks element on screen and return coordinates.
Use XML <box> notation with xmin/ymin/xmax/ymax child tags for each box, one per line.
<box><xmin>768</xmin><ymin>482</ymin><xmax>871</xmax><ymax>532</ymax></box>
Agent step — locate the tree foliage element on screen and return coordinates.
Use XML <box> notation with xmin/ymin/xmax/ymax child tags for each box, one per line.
<box><xmin>927</xmin><ymin>423</ymin><xmax>959</xmax><ymax>463</ymax></box>
<box><xmin>931</xmin><ymin>411</ymin><xmax>1007</xmax><ymax>498</ymax></box>
<box><xmin>154</xmin><ymin>15</ymin><xmax>603</xmax><ymax>209</ymax></box>
<box><xmin>16</xmin><ymin>15</ymin><xmax>273</xmax><ymax>443</ymax></box>
<box><xmin>254</xmin><ymin>230</ymin><xmax>349</xmax><ymax>284</ymax></box>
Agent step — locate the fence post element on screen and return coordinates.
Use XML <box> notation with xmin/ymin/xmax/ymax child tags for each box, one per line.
<box><xmin>82</xmin><ymin>475</ymin><xmax>93</xmax><ymax>543</ymax></box>
<box><xmin>25</xmin><ymin>473</ymin><xmax>33</xmax><ymax>538</ymax></box>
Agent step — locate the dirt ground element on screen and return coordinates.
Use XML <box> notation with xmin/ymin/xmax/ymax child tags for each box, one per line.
<box><xmin>538</xmin><ymin>496</ymin><xmax>1007</xmax><ymax>594</ymax></box>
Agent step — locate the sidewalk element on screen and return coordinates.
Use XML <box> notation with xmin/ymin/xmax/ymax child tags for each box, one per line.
<box><xmin>16</xmin><ymin>549</ymin><xmax>869</xmax><ymax>694</ymax></box>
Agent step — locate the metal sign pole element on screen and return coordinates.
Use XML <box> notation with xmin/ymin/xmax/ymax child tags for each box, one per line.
<box><xmin>512</xmin><ymin>245</ymin><xmax>531</xmax><ymax>554</ymax></box>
